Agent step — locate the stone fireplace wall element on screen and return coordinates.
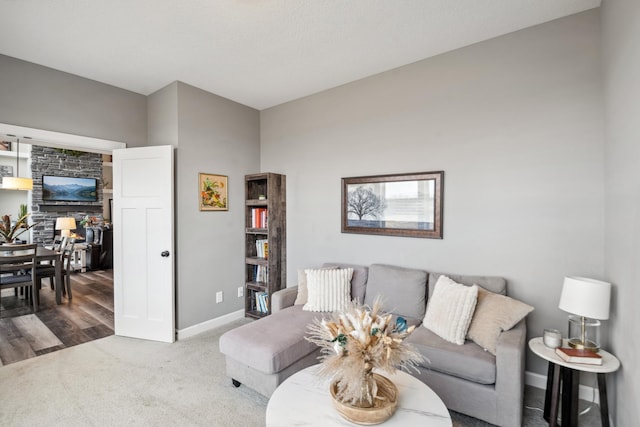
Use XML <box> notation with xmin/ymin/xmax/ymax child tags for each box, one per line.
<box><xmin>30</xmin><ymin>146</ymin><xmax>104</xmax><ymax>244</ymax></box>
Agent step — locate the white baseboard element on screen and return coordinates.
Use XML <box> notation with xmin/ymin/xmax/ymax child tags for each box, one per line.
<box><xmin>176</xmin><ymin>309</ymin><xmax>244</xmax><ymax>340</ymax></box>
<box><xmin>525</xmin><ymin>371</ymin><xmax>600</xmax><ymax>405</ymax></box>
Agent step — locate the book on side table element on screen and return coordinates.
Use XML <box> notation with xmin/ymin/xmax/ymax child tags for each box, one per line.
<box><xmin>555</xmin><ymin>347</ymin><xmax>603</xmax><ymax>365</ymax></box>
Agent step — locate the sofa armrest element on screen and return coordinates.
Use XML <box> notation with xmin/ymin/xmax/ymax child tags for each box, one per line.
<box><xmin>272</xmin><ymin>286</ymin><xmax>298</xmax><ymax>313</ymax></box>
<box><xmin>495</xmin><ymin>319</ymin><xmax>527</xmax><ymax>427</ymax></box>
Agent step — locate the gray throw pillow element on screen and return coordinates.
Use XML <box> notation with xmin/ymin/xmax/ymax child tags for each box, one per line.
<box><xmin>363</xmin><ymin>264</ymin><xmax>428</xmax><ymax>319</ymax></box>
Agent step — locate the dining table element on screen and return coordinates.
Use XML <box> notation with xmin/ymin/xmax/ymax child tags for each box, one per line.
<box><xmin>1</xmin><ymin>245</ymin><xmax>64</xmax><ymax>305</ymax></box>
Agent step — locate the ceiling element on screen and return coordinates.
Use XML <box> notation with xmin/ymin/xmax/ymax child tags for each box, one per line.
<box><xmin>0</xmin><ymin>0</ymin><xmax>600</xmax><ymax>110</ymax></box>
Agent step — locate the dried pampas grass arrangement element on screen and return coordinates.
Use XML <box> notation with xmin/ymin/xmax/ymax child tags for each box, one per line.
<box><xmin>306</xmin><ymin>296</ymin><xmax>424</xmax><ymax>407</ymax></box>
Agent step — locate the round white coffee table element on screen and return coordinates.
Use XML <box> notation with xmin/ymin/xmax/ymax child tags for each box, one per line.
<box><xmin>266</xmin><ymin>365</ymin><xmax>452</xmax><ymax>426</ymax></box>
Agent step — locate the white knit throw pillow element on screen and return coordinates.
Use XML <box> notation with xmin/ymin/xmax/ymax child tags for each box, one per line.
<box><xmin>294</xmin><ymin>267</ymin><xmax>338</xmax><ymax>306</ymax></box>
<box><xmin>423</xmin><ymin>275</ymin><xmax>478</xmax><ymax>345</ymax></box>
<box><xmin>303</xmin><ymin>268</ymin><xmax>353</xmax><ymax>312</ymax></box>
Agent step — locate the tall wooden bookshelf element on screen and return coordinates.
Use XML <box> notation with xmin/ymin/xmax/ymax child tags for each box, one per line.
<box><xmin>244</xmin><ymin>173</ymin><xmax>286</xmax><ymax>319</ymax></box>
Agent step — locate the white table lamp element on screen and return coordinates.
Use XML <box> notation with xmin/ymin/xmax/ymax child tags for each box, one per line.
<box><xmin>55</xmin><ymin>217</ymin><xmax>77</xmax><ymax>238</ymax></box>
<box><xmin>558</xmin><ymin>276</ymin><xmax>611</xmax><ymax>352</ymax></box>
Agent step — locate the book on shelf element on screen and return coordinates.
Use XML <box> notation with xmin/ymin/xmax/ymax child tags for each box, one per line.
<box><xmin>555</xmin><ymin>347</ymin><xmax>603</xmax><ymax>365</ymax></box>
<box><xmin>253</xmin><ymin>265</ymin><xmax>268</xmax><ymax>284</ymax></box>
<box><xmin>255</xmin><ymin>291</ymin><xmax>269</xmax><ymax>314</ymax></box>
<box><xmin>250</xmin><ymin>208</ymin><xmax>268</xmax><ymax>229</ymax></box>
<box><xmin>255</xmin><ymin>239</ymin><xmax>268</xmax><ymax>259</ymax></box>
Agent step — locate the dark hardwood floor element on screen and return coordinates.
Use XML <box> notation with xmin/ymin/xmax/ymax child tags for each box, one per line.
<box><xmin>0</xmin><ymin>269</ymin><xmax>114</xmax><ymax>366</ymax></box>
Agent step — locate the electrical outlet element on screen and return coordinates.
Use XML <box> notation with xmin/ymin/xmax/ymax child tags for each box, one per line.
<box><xmin>216</xmin><ymin>291</ymin><xmax>223</xmax><ymax>303</ymax></box>
<box><xmin>238</xmin><ymin>286</ymin><xmax>244</xmax><ymax>298</ymax></box>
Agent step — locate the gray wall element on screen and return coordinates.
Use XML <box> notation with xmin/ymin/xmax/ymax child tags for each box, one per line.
<box><xmin>261</xmin><ymin>10</ymin><xmax>604</xmax><ymax>376</ymax></box>
<box><xmin>0</xmin><ymin>55</ymin><xmax>147</xmax><ymax>147</ymax></box>
<box><xmin>148</xmin><ymin>82</ymin><xmax>261</xmax><ymax>329</ymax></box>
<box><xmin>602</xmin><ymin>1</ymin><xmax>640</xmax><ymax>425</ymax></box>
<box><xmin>147</xmin><ymin>82</ymin><xmax>179</xmax><ymax>148</ymax></box>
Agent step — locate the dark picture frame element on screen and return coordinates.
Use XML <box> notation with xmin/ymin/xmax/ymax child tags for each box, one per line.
<box><xmin>342</xmin><ymin>171</ymin><xmax>444</xmax><ymax>239</ymax></box>
<box><xmin>0</xmin><ymin>141</ymin><xmax>11</xmax><ymax>151</ymax></box>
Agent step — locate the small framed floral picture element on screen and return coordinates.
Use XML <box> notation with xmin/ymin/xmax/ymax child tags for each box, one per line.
<box><xmin>199</xmin><ymin>173</ymin><xmax>228</xmax><ymax>211</ymax></box>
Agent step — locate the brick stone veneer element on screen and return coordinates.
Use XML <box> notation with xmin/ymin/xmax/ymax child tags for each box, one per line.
<box><xmin>30</xmin><ymin>146</ymin><xmax>104</xmax><ymax>244</ymax></box>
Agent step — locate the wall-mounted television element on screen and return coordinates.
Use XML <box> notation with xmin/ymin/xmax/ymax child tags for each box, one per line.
<box><xmin>42</xmin><ymin>175</ymin><xmax>98</xmax><ymax>202</ymax></box>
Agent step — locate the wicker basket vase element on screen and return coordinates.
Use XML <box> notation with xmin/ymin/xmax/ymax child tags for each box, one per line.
<box><xmin>330</xmin><ymin>373</ymin><xmax>399</xmax><ymax>425</ymax></box>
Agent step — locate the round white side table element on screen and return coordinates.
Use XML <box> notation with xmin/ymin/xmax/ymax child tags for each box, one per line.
<box><xmin>529</xmin><ymin>337</ymin><xmax>620</xmax><ymax>427</ymax></box>
<box><xmin>266</xmin><ymin>364</ymin><xmax>452</xmax><ymax>426</ymax></box>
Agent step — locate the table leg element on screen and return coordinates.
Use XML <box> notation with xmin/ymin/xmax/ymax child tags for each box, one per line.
<box><xmin>598</xmin><ymin>374</ymin><xmax>610</xmax><ymax>427</ymax></box>
<box><xmin>55</xmin><ymin>255</ymin><xmax>62</xmax><ymax>304</ymax></box>
<box><xmin>544</xmin><ymin>363</ymin><xmax>553</xmax><ymax>420</ymax></box>
<box><xmin>561</xmin><ymin>367</ymin><xmax>579</xmax><ymax>427</ymax></box>
<box><xmin>80</xmin><ymin>248</ymin><xmax>87</xmax><ymax>272</ymax></box>
<box><xmin>545</xmin><ymin>362</ymin><xmax>562</xmax><ymax>426</ymax></box>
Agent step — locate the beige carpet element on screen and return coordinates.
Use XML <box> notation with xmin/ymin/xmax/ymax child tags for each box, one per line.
<box><xmin>0</xmin><ymin>318</ymin><xmax>601</xmax><ymax>426</ymax></box>
<box><xmin>0</xmin><ymin>319</ymin><xmax>266</xmax><ymax>426</ymax></box>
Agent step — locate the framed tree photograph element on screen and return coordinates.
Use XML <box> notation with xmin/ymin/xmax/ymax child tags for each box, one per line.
<box><xmin>199</xmin><ymin>173</ymin><xmax>228</xmax><ymax>211</ymax></box>
<box><xmin>341</xmin><ymin>171</ymin><xmax>444</xmax><ymax>239</ymax></box>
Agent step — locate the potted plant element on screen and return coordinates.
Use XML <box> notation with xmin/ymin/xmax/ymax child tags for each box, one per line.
<box><xmin>0</xmin><ymin>212</ymin><xmax>36</xmax><ymax>244</ymax></box>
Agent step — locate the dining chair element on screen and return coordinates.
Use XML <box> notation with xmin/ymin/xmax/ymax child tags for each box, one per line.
<box><xmin>45</xmin><ymin>235</ymin><xmax>68</xmax><ymax>252</ymax></box>
<box><xmin>36</xmin><ymin>238</ymin><xmax>75</xmax><ymax>299</ymax></box>
<box><xmin>0</xmin><ymin>243</ymin><xmax>39</xmax><ymax>313</ymax></box>
<box><xmin>60</xmin><ymin>238</ymin><xmax>76</xmax><ymax>299</ymax></box>
<box><xmin>41</xmin><ymin>237</ymin><xmax>68</xmax><ymax>277</ymax></box>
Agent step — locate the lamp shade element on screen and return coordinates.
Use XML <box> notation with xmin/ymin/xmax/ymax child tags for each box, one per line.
<box><xmin>2</xmin><ymin>176</ymin><xmax>33</xmax><ymax>190</ymax></box>
<box><xmin>55</xmin><ymin>217</ymin><xmax>77</xmax><ymax>231</ymax></box>
<box><xmin>559</xmin><ymin>276</ymin><xmax>611</xmax><ymax>320</ymax></box>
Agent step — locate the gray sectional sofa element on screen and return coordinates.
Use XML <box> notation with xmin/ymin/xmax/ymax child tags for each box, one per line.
<box><xmin>219</xmin><ymin>263</ymin><xmax>528</xmax><ymax>426</ymax></box>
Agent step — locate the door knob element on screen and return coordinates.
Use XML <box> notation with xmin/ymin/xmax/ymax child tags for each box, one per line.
<box><xmin>161</xmin><ymin>250</ymin><xmax>170</xmax><ymax>257</ymax></box>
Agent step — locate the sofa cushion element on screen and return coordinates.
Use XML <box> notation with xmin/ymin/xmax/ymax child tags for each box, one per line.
<box><xmin>294</xmin><ymin>266</ymin><xmax>338</xmax><ymax>306</ymax></box>
<box><xmin>323</xmin><ymin>263</ymin><xmax>369</xmax><ymax>303</ymax></box>
<box><xmin>303</xmin><ymin>268</ymin><xmax>353</xmax><ymax>312</ymax></box>
<box><xmin>423</xmin><ymin>275</ymin><xmax>478</xmax><ymax>345</ymax></box>
<box><xmin>363</xmin><ymin>264</ymin><xmax>428</xmax><ymax>319</ymax></box>
<box><xmin>428</xmin><ymin>273</ymin><xmax>506</xmax><ymax>298</ymax></box>
<box><xmin>406</xmin><ymin>326</ymin><xmax>497</xmax><ymax>385</ymax></box>
<box><xmin>219</xmin><ymin>305</ymin><xmax>324</xmax><ymax>374</ymax></box>
<box><xmin>467</xmin><ymin>286</ymin><xmax>534</xmax><ymax>355</ymax></box>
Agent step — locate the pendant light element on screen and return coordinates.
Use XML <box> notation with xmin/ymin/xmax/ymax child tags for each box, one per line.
<box><xmin>2</xmin><ymin>137</ymin><xmax>33</xmax><ymax>190</ymax></box>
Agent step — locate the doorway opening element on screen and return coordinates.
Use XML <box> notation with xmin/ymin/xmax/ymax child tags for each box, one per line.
<box><xmin>0</xmin><ymin>124</ymin><xmax>125</xmax><ymax>365</ymax></box>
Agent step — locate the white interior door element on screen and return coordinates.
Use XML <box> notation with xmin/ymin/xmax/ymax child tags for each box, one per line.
<box><xmin>113</xmin><ymin>145</ymin><xmax>175</xmax><ymax>343</ymax></box>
